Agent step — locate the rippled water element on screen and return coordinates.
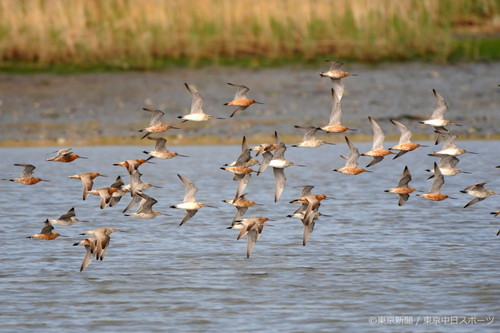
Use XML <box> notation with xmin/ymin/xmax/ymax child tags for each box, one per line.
<box><xmin>1</xmin><ymin>142</ymin><xmax>499</xmax><ymax>332</ymax></box>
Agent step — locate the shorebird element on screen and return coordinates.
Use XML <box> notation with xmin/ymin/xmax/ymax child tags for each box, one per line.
<box><xmin>333</xmin><ymin>137</ymin><xmax>368</xmax><ymax>175</ymax></box>
<box><xmin>107</xmin><ymin>176</ymin><xmax>129</xmax><ymax>207</ymax></box>
<box><xmin>461</xmin><ymin>183</ymin><xmax>498</xmax><ymax>208</ymax></box>
<box><xmin>319</xmin><ymin>88</ymin><xmax>356</xmax><ymax>133</ymax></box>
<box><xmin>289</xmin><ymin>186</ymin><xmax>328</xmax><ymax>246</ymax></box>
<box><xmin>170</xmin><ymin>174</ymin><xmax>215</xmax><ymax>226</ymax></box>
<box><xmin>292</xmin><ymin>125</ymin><xmax>335</xmax><ymax>148</ymax></box>
<box><xmin>233</xmin><ymin>216</ymin><xmax>270</xmax><ymax>258</ymax></box>
<box><xmin>87</xmin><ymin>187</ymin><xmax>119</xmax><ymax>209</ymax></box>
<box><xmin>362</xmin><ymin>116</ymin><xmax>393</xmax><ymax>167</ymax></box>
<box><xmin>79</xmin><ymin>227</ymin><xmax>124</xmax><ymax>261</ymax></box>
<box><xmin>426</xmin><ymin>154</ymin><xmax>469</xmax><ymax>178</ymax></box>
<box><xmin>68</xmin><ymin>172</ymin><xmax>106</xmax><ymax>200</ymax></box>
<box><xmin>46</xmin><ymin>148</ymin><xmax>87</xmax><ymax>162</ymax></box>
<box><xmin>138</xmin><ymin>107</ymin><xmax>179</xmax><ymax>139</ymax></box>
<box><xmin>3</xmin><ymin>164</ymin><xmax>48</xmax><ymax>185</ymax></box>
<box><xmin>431</xmin><ymin>132</ymin><xmax>476</xmax><ymax>156</ymax></box>
<box><xmin>491</xmin><ymin>211</ymin><xmax>500</xmax><ymax>217</ymax></box>
<box><xmin>220</xmin><ymin>138</ymin><xmax>255</xmax><ymax>180</ymax></box>
<box><xmin>73</xmin><ymin>238</ymin><xmax>98</xmax><ymax>272</ymax></box>
<box><xmin>223</xmin><ymin>192</ymin><xmax>258</xmax><ymax>225</ymax></box>
<box><xmin>384</xmin><ymin>166</ymin><xmax>416</xmax><ymax>206</ymax></box>
<box><xmin>251</xmin><ymin>131</ymin><xmax>282</xmax><ymax>156</ymax></box>
<box><xmin>389</xmin><ymin>119</ymin><xmax>424</xmax><ymax>159</ymax></box>
<box><xmin>224</xmin><ymin>136</ymin><xmax>260</xmax><ymax>168</ymax></box>
<box><xmin>319</xmin><ymin>60</ymin><xmax>356</xmax><ymax>101</ymax></box>
<box><xmin>178</xmin><ymin>83</ymin><xmax>224</xmax><ymax>122</ymax></box>
<box><xmin>258</xmin><ymin>141</ymin><xmax>305</xmax><ymax>202</ymax></box>
<box><xmin>124</xmin><ymin>192</ymin><xmax>163</xmax><ymax>219</ymax></box>
<box><xmin>126</xmin><ymin>170</ymin><xmax>161</xmax><ymax>196</ymax></box>
<box><xmin>224</xmin><ymin>83</ymin><xmax>263</xmax><ymax>118</ymax></box>
<box><xmin>49</xmin><ymin>207</ymin><xmax>87</xmax><ymax>226</ymax></box>
<box><xmin>419</xmin><ymin>89</ymin><xmax>460</xmax><ymax>128</ymax></box>
<box><xmin>433</xmin><ymin>126</ymin><xmax>451</xmax><ymax>145</ymax></box>
<box><xmin>27</xmin><ymin>220</ymin><xmax>63</xmax><ymax>240</ymax></box>
<box><xmin>417</xmin><ymin>162</ymin><xmax>449</xmax><ymax>201</ymax></box>
<box><xmin>143</xmin><ymin>137</ymin><xmax>188</xmax><ymax>159</ymax></box>
<box><xmin>113</xmin><ymin>157</ymin><xmax>154</xmax><ymax>175</ymax></box>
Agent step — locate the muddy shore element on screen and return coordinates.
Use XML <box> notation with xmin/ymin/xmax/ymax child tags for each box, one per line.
<box><xmin>0</xmin><ymin>62</ymin><xmax>498</xmax><ymax>146</ymax></box>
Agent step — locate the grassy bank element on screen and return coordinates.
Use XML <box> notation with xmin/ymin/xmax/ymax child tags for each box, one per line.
<box><xmin>0</xmin><ymin>0</ymin><xmax>498</xmax><ymax>71</ymax></box>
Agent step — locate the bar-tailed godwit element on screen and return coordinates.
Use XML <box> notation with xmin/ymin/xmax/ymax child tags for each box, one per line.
<box><xmin>362</xmin><ymin>116</ymin><xmax>393</xmax><ymax>167</ymax></box>
<box><xmin>139</xmin><ymin>108</ymin><xmax>179</xmax><ymax>139</ymax></box>
<box><xmin>49</xmin><ymin>207</ymin><xmax>87</xmax><ymax>226</ymax></box>
<box><xmin>333</xmin><ymin>137</ymin><xmax>368</xmax><ymax>175</ymax></box>
<box><xmin>461</xmin><ymin>183</ymin><xmax>498</xmax><ymax>208</ymax></box>
<box><xmin>3</xmin><ymin>164</ymin><xmax>48</xmax><ymax>185</ymax></box>
<box><xmin>27</xmin><ymin>220</ymin><xmax>63</xmax><ymax>240</ymax></box>
<box><xmin>46</xmin><ymin>148</ymin><xmax>87</xmax><ymax>162</ymax></box>
<box><xmin>143</xmin><ymin>137</ymin><xmax>188</xmax><ymax>159</ymax></box>
<box><xmin>124</xmin><ymin>192</ymin><xmax>163</xmax><ymax>219</ymax></box>
<box><xmin>68</xmin><ymin>172</ymin><xmax>106</xmax><ymax>200</ymax></box>
<box><xmin>224</xmin><ymin>83</ymin><xmax>263</xmax><ymax>118</ymax></box>
<box><xmin>170</xmin><ymin>174</ymin><xmax>215</xmax><ymax>226</ymax></box>
<box><xmin>417</xmin><ymin>162</ymin><xmax>449</xmax><ymax>201</ymax></box>
<box><xmin>384</xmin><ymin>166</ymin><xmax>415</xmax><ymax>206</ymax></box>
<box><xmin>419</xmin><ymin>89</ymin><xmax>460</xmax><ymax>128</ymax></box>
<box><xmin>292</xmin><ymin>125</ymin><xmax>335</xmax><ymax>148</ymax></box>
<box><xmin>431</xmin><ymin>132</ymin><xmax>476</xmax><ymax>156</ymax></box>
<box><xmin>113</xmin><ymin>157</ymin><xmax>154</xmax><ymax>175</ymax></box>
<box><xmin>258</xmin><ymin>140</ymin><xmax>305</xmax><ymax>202</ymax></box>
<box><xmin>389</xmin><ymin>119</ymin><xmax>424</xmax><ymax>159</ymax></box>
<box><xmin>73</xmin><ymin>238</ymin><xmax>98</xmax><ymax>271</ymax></box>
<box><xmin>319</xmin><ymin>88</ymin><xmax>356</xmax><ymax>133</ymax></box>
<box><xmin>79</xmin><ymin>227</ymin><xmax>124</xmax><ymax>261</ymax></box>
<box><xmin>178</xmin><ymin>83</ymin><xmax>224</xmax><ymax>122</ymax></box>
<box><xmin>426</xmin><ymin>154</ymin><xmax>469</xmax><ymax>178</ymax></box>
<box><xmin>223</xmin><ymin>192</ymin><xmax>258</xmax><ymax>225</ymax></box>
<box><xmin>234</xmin><ymin>216</ymin><xmax>270</xmax><ymax>258</ymax></box>
<box><xmin>319</xmin><ymin>60</ymin><xmax>357</xmax><ymax>101</ymax></box>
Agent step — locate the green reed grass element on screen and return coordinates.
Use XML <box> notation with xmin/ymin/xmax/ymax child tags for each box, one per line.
<box><xmin>0</xmin><ymin>0</ymin><xmax>498</xmax><ymax>70</ymax></box>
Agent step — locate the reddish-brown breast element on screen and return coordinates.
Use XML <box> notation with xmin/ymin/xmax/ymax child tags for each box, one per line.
<box><xmin>227</xmin><ymin>98</ymin><xmax>255</xmax><ymax>107</ymax></box>
<box><xmin>421</xmin><ymin>193</ymin><xmax>448</xmax><ymax>201</ymax></box>
<box><xmin>321</xmin><ymin>125</ymin><xmax>349</xmax><ymax>133</ymax></box>
<box><xmin>391</xmin><ymin>143</ymin><xmax>420</xmax><ymax>151</ymax></box>
<box><xmin>338</xmin><ymin>167</ymin><xmax>366</xmax><ymax>175</ymax></box>
<box><xmin>364</xmin><ymin>149</ymin><xmax>392</xmax><ymax>157</ymax></box>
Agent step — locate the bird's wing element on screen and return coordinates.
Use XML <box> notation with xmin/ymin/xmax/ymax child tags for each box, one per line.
<box><xmin>328</xmin><ymin>88</ymin><xmax>342</xmax><ymax>126</ymax></box>
<box><xmin>185</xmin><ymin>83</ymin><xmax>205</xmax><ymax>114</ymax></box>
<box><xmin>397</xmin><ymin>166</ymin><xmax>412</xmax><ymax>187</ymax></box>
<box><xmin>179</xmin><ymin>210</ymin><xmax>198</xmax><ymax>226</ymax></box>
<box><xmin>273</xmin><ymin>168</ymin><xmax>286</xmax><ymax>202</ymax></box>
<box><xmin>178</xmin><ymin>174</ymin><xmax>198</xmax><ymax>202</ymax></box>
<box><xmin>228</xmin><ymin>82</ymin><xmax>249</xmax><ymax>100</ymax></box>
<box><xmin>369</xmin><ymin>116</ymin><xmax>385</xmax><ymax>150</ymax></box>
<box><xmin>430</xmin><ymin>89</ymin><xmax>448</xmax><ymax>120</ymax></box>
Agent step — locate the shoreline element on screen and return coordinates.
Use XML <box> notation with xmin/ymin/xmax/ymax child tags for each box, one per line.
<box><xmin>2</xmin><ymin>132</ymin><xmax>499</xmax><ymax>148</ymax></box>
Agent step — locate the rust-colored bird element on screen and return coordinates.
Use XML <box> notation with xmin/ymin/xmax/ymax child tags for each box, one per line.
<box><xmin>27</xmin><ymin>219</ymin><xmax>63</xmax><ymax>240</ymax></box>
<box><xmin>68</xmin><ymin>172</ymin><xmax>106</xmax><ymax>200</ymax></box>
<box><xmin>333</xmin><ymin>137</ymin><xmax>368</xmax><ymax>175</ymax></box>
<box><xmin>389</xmin><ymin>119</ymin><xmax>424</xmax><ymax>159</ymax></box>
<box><xmin>3</xmin><ymin>164</ymin><xmax>48</xmax><ymax>185</ymax></box>
<box><xmin>46</xmin><ymin>148</ymin><xmax>87</xmax><ymax>162</ymax></box>
<box><xmin>417</xmin><ymin>162</ymin><xmax>449</xmax><ymax>201</ymax></box>
<box><xmin>224</xmin><ymin>83</ymin><xmax>263</xmax><ymax>118</ymax></box>
<box><xmin>384</xmin><ymin>166</ymin><xmax>416</xmax><ymax>206</ymax></box>
<box><xmin>139</xmin><ymin>108</ymin><xmax>179</xmax><ymax>139</ymax></box>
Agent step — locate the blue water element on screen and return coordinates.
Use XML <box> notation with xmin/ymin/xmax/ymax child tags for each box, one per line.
<box><xmin>0</xmin><ymin>142</ymin><xmax>499</xmax><ymax>332</ymax></box>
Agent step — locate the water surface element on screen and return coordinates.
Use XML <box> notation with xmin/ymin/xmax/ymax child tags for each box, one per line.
<box><xmin>0</xmin><ymin>142</ymin><xmax>499</xmax><ymax>332</ymax></box>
